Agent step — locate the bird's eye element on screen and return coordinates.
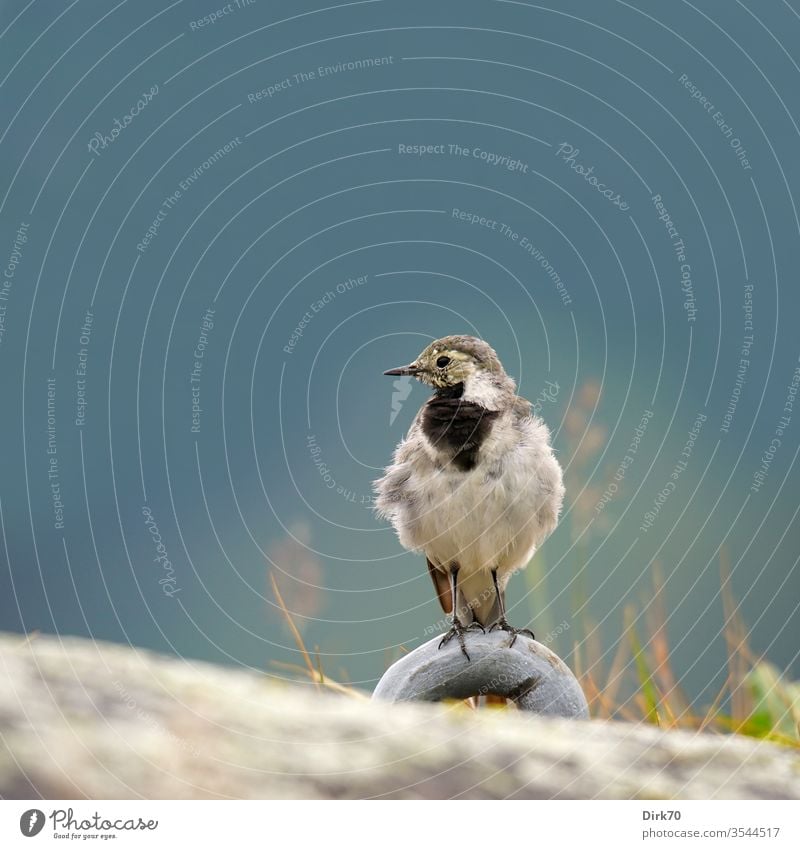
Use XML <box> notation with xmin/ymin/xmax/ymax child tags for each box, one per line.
<box><xmin>436</xmin><ymin>355</ymin><xmax>451</xmax><ymax>368</ymax></box>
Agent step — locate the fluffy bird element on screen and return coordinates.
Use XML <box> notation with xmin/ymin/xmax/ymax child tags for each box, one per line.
<box><xmin>374</xmin><ymin>335</ymin><xmax>564</xmax><ymax>659</ymax></box>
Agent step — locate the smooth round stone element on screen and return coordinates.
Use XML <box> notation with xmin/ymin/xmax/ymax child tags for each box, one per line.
<box><xmin>373</xmin><ymin>630</ymin><xmax>589</xmax><ymax>718</ymax></box>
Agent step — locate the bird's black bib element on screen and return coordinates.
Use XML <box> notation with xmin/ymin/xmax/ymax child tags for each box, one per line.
<box><xmin>420</xmin><ymin>383</ymin><xmax>500</xmax><ymax>471</ymax></box>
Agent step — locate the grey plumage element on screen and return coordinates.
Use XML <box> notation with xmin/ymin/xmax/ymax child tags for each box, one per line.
<box><xmin>374</xmin><ymin>335</ymin><xmax>565</xmax><ymax>654</ymax></box>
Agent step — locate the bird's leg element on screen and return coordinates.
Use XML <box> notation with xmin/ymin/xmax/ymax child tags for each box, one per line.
<box><xmin>438</xmin><ymin>565</ymin><xmax>483</xmax><ymax>661</ymax></box>
<box><xmin>488</xmin><ymin>569</ymin><xmax>535</xmax><ymax>647</ymax></box>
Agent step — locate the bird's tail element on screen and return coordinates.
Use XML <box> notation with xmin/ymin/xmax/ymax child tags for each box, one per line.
<box><xmin>426</xmin><ymin>559</ymin><xmax>504</xmax><ymax>627</ymax></box>
<box><xmin>457</xmin><ymin>571</ymin><xmax>507</xmax><ymax>709</ymax></box>
<box><xmin>456</xmin><ymin>570</ymin><xmax>503</xmax><ymax>628</ymax></box>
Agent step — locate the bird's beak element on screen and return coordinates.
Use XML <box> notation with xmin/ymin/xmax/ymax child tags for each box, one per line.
<box><xmin>383</xmin><ymin>362</ymin><xmax>420</xmax><ymax>377</ymax></box>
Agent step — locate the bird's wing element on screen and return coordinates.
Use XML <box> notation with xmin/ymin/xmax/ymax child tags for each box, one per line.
<box><xmin>372</xmin><ymin>408</ymin><xmax>425</xmax><ymax>517</ymax></box>
<box><xmin>512</xmin><ymin>394</ymin><xmax>534</xmax><ymax>420</ymax></box>
<box><xmin>427</xmin><ymin>558</ymin><xmax>453</xmax><ymax>615</ymax></box>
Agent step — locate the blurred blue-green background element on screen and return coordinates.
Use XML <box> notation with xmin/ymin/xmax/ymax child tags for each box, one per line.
<box><xmin>1</xmin><ymin>0</ymin><xmax>798</xmax><ymax>706</ymax></box>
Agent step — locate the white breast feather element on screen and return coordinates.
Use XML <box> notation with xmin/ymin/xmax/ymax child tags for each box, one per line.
<box><xmin>376</xmin><ymin>409</ymin><xmax>564</xmax><ymax>581</ymax></box>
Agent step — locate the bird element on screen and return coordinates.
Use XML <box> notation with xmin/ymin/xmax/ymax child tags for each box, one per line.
<box><xmin>374</xmin><ymin>335</ymin><xmax>565</xmax><ymax>660</ymax></box>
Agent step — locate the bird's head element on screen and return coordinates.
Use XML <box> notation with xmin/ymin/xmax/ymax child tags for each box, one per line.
<box><xmin>384</xmin><ymin>335</ymin><xmax>515</xmax><ymax>409</ymax></box>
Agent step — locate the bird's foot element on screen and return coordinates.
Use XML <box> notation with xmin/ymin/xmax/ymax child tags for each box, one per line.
<box><xmin>438</xmin><ymin>618</ymin><xmax>484</xmax><ymax>661</ymax></box>
<box><xmin>489</xmin><ymin>618</ymin><xmax>535</xmax><ymax>647</ymax></box>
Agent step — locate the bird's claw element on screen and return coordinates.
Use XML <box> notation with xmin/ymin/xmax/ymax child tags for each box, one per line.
<box><xmin>489</xmin><ymin>618</ymin><xmax>535</xmax><ymax>647</ymax></box>
<box><xmin>438</xmin><ymin>618</ymin><xmax>483</xmax><ymax>660</ymax></box>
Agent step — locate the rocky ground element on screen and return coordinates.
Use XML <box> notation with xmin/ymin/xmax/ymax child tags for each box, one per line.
<box><xmin>0</xmin><ymin>632</ymin><xmax>797</xmax><ymax>799</ymax></box>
